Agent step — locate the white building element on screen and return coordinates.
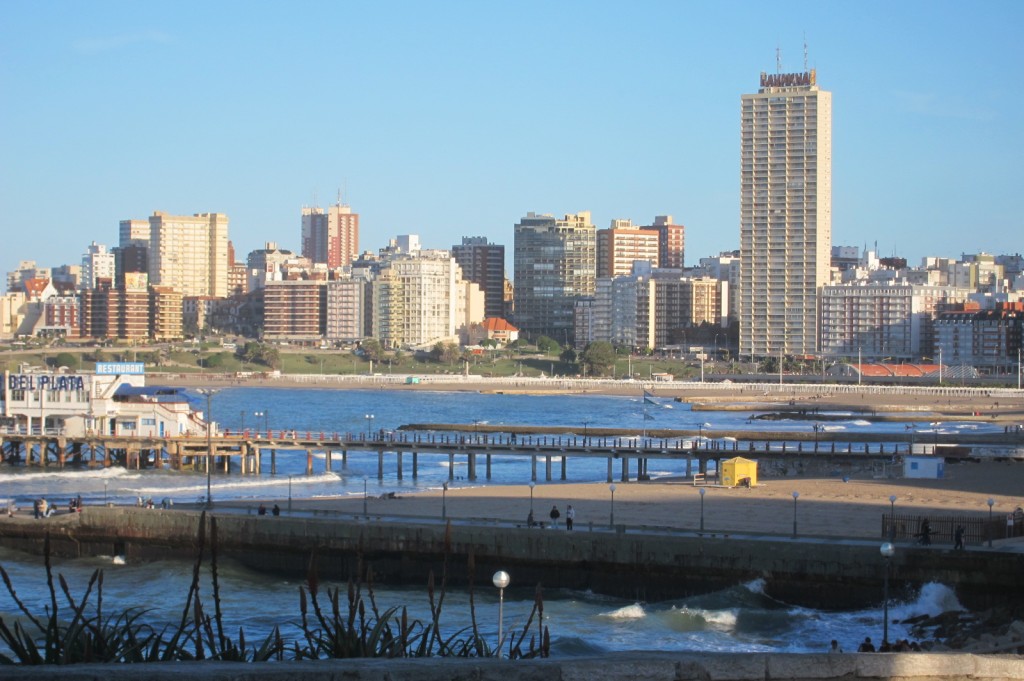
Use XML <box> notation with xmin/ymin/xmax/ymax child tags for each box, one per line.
<box><xmin>80</xmin><ymin>242</ymin><xmax>116</xmax><ymax>291</ymax></box>
<box><xmin>740</xmin><ymin>68</ymin><xmax>831</xmax><ymax>359</ymax></box>
<box><xmin>147</xmin><ymin>211</ymin><xmax>230</xmax><ymax>298</ymax></box>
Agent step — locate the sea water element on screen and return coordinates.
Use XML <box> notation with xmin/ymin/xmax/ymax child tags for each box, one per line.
<box><xmin>0</xmin><ymin>388</ymin><xmax>983</xmax><ymax>654</ymax></box>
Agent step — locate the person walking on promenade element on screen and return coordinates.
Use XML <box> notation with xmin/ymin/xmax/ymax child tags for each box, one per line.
<box><xmin>566</xmin><ymin>504</ymin><xmax>575</xmax><ymax>531</ymax></box>
<box><xmin>954</xmin><ymin>525</ymin><xmax>965</xmax><ymax>550</ymax></box>
<box><xmin>828</xmin><ymin>640</ymin><xmax>843</xmax><ymax>653</ymax></box>
<box><xmin>272</xmin><ymin>504</ymin><xmax>281</xmax><ymax>516</ymax></box>
<box><xmin>917</xmin><ymin>518</ymin><xmax>932</xmax><ymax>545</ymax></box>
<box><xmin>549</xmin><ymin>505</ymin><xmax>560</xmax><ymax>529</ymax></box>
<box><xmin>857</xmin><ymin>637</ymin><xmax>875</xmax><ymax>652</ymax></box>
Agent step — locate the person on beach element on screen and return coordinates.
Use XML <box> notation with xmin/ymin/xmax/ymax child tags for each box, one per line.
<box><xmin>566</xmin><ymin>504</ymin><xmax>575</xmax><ymax>531</ymax></box>
<box><xmin>828</xmin><ymin>639</ymin><xmax>843</xmax><ymax>653</ymax></box>
<box><xmin>258</xmin><ymin>503</ymin><xmax>267</xmax><ymax>516</ymax></box>
<box><xmin>272</xmin><ymin>504</ymin><xmax>281</xmax><ymax>516</ymax></box>
<box><xmin>549</xmin><ymin>505</ymin><xmax>560</xmax><ymax>528</ymax></box>
<box><xmin>857</xmin><ymin>637</ymin><xmax>875</xmax><ymax>652</ymax></box>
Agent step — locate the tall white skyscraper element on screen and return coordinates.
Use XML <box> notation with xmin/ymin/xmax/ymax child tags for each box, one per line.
<box><xmin>147</xmin><ymin>211</ymin><xmax>230</xmax><ymax>298</ymax></box>
<box><xmin>739</xmin><ymin>68</ymin><xmax>832</xmax><ymax>359</ymax></box>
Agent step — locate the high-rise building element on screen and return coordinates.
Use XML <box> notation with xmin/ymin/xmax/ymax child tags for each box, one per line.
<box><xmin>301</xmin><ymin>202</ymin><xmax>359</xmax><ymax>268</ymax></box>
<box><xmin>596</xmin><ymin>220</ymin><xmax>660</xmax><ymax>278</ymax></box>
<box><xmin>146</xmin><ymin>211</ymin><xmax>229</xmax><ymax>298</ymax></box>
<box><xmin>80</xmin><ymin>242</ymin><xmax>115</xmax><ymax>291</ymax></box>
<box><xmin>452</xmin><ymin>237</ymin><xmax>506</xmax><ymax>320</ymax></box>
<box><xmin>740</xmin><ymin>68</ymin><xmax>831</xmax><ymax>359</ymax></box>
<box><xmin>649</xmin><ymin>216</ymin><xmax>685</xmax><ymax>269</ymax></box>
<box><xmin>513</xmin><ymin>211</ymin><xmax>596</xmax><ymax>344</ymax></box>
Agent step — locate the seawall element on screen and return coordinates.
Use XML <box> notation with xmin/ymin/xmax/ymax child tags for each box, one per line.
<box><xmin>2</xmin><ymin>508</ymin><xmax>1022</xmax><ymax>610</ymax></box>
<box><xmin>4</xmin><ymin>652</ymin><xmax>1024</xmax><ymax>681</ymax></box>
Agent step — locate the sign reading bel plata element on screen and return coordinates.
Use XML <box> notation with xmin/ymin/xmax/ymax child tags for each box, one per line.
<box><xmin>8</xmin><ymin>374</ymin><xmax>86</xmax><ymax>392</ymax></box>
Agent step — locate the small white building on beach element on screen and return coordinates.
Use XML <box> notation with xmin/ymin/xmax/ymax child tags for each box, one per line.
<box><xmin>903</xmin><ymin>455</ymin><xmax>944</xmax><ymax>479</ymax></box>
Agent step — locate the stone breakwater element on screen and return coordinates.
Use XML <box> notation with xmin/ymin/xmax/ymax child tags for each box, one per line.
<box><xmin>2</xmin><ymin>508</ymin><xmax>1024</xmax><ymax>610</ymax></box>
<box><xmin>4</xmin><ymin>652</ymin><xmax>1024</xmax><ymax>681</ymax></box>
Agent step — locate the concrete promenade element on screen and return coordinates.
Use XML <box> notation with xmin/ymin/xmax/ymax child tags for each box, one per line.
<box><xmin>3</xmin><ymin>507</ymin><xmax>1023</xmax><ymax>610</ymax></box>
<box><xmin>3</xmin><ymin>651</ymin><xmax>1024</xmax><ymax>681</ymax></box>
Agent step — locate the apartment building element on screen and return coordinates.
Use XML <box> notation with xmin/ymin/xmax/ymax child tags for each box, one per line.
<box><xmin>263</xmin><ymin>279</ymin><xmax>327</xmax><ymax>340</ymax></box>
<box><xmin>301</xmin><ymin>202</ymin><xmax>359</xmax><ymax>268</ymax></box>
<box><xmin>740</xmin><ymin>69</ymin><xmax>831</xmax><ymax>359</ymax></box>
<box><xmin>513</xmin><ymin>211</ymin><xmax>596</xmax><ymax>344</ymax></box>
<box><xmin>649</xmin><ymin>215</ymin><xmax>685</xmax><ymax>269</ymax></box>
<box><xmin>596</xmin><ymin>220</ymin><xmax>660</xmax><ymax>278</ymax></box>
<box><xmin>146</xmin><ymin>211</ymin><xmax>229</xmax><ymax>298</ymax></box>
<box><xmin>452</xmin><ymin>236</ymin><xmax>505</xmax><ymax>320</ymax></box>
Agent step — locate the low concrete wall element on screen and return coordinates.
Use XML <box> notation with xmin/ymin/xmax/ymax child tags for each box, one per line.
<box><xmin>3</xmin><ymin>509</ymin><xmax>1023</xmax><ymax>609</ymax></box>
<box><xmin>4</xmin><ymin>652</ymin><xmax>1024</xmax><ymax>681</ymax></box>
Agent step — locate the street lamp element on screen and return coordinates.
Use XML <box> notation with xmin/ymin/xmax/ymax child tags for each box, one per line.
<box><xmin>988</xmin><ymin>498</ymin><xmax>995</xmax><ymax>547</ymax></box>
<box><xmin>365</xmin><ymin>414</ymin><xmax>375</xmax><ymax>437</ymax></box>
<box><xmin>240</xmin><ymin>410</ymin><xmax>246</xmax><ymax>434</ymax></box>
<box><xmin>699</xmin><ymin>487</ymin><xmax>706</xmax><ymax>532</ymax></box>
<box><xmin>363</xmin><ymin>476</ymin><xmax>369</xmax><ymax>517</ymax></box>
<box><xmin>528</xmin><ymin>481</ymin><xmax>535</xmax><ymax>516</ymax></box>
<box><xmin>492</xmin><ymin>570</ymin><xmax>510</xmax><ymax>655</ymax></box>
<box><xmin>197</xmin><ymin>388</ymin><xmax>219</xmax><ymax>509</ymax></box>
<box><xmin>609</xmin><ymin>483</ymin><xmax>617</xmax><ymax>526</ymax></box>
<box><xmin>889</xmin><ymin>495</ymin><xmax>897</xmax><ymax>540</ymax></box>
<box><xmin>255</xmin><ymin>410</ymin><xmax>269</xmax><ymax>437</ymax></box>
<box><xmin>582</xmin><ymin>420</ymin><xmax>590</xmax><ymax>440</ymax></box>
<box><xmin>791</xmin><ymin>491</ymin><xmax>800</xmax><ymax>537</ymax></box>
<box><xmin>880</xmin><ymin>542</ymin><xmax>895</xmax><ymax>645</ymax></box>
<box><xmin>442</xmin><ymin>481</ymin><xmax>449</xmax><ymax>520</ymax></box>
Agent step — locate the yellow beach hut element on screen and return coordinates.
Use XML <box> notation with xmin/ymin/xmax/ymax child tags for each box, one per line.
<box><xmin>720</xmin><ymin>457</ymin><xmax>758</xmax><ymax>488</ymax></box>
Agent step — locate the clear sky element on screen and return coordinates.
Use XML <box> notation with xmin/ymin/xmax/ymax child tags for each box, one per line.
<box><xmin>2</xmin><ymin>0</ymin><xmax>1022</xmax><ymax>285</ymax></box>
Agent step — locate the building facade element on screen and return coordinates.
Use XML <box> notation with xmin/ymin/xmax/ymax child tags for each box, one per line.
<box><xmin>596</xmin><ymin>220</ymin><xmax>660</xmax><ymax>278</ymax></box>
<box><xmin>513</xmin><ymin>211</ymin><xmax>596</xmax><ymax>345</ymax></box>
<box><xmin>650</xmin><ymin>215</ymin><xmax>685</xmax><ymax>269</ymax></box>
<box><xmin>452</xmin><ymin>237</ymin><xmax>506</xmax><ymax>320</ymax></box>
<box><xmin>301</xmin><ymin>202</ymin><xmax>359</xmax><ymax>268</ymax></box>
<box><xmin>147</xmin><ymin>211</ymin><xmax>230</xmax><ymax>298</ymax></box>
<box><xmin>740</xmin><ymin>69</ymin><xmax>832</xmax><ymax>359</ymax></box>
<box><xmin>80</xmin><ymin>242</ymin><xmax>116</xmax><ymax>291</ymax></box>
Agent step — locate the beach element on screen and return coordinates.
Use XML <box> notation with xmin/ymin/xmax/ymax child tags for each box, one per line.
<box><xmin>233</xmin><ymin>460</ymin><xmax>1024</xmax><ymax>543</ymax></box>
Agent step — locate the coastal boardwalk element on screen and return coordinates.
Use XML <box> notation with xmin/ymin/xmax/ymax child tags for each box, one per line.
<box><xmin>1</xmin><ymin>423</ymin><xmax>1023</xmax><ymax>483</ymax></box>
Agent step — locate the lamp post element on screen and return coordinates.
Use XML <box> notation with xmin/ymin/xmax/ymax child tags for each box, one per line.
<box><xmin>240</xmin><ymin>410</ymin><xmax>246</xmax><ymax>434</ymax></box>
<box><xmin>889</xmin><ymin>495</ymin><xmax>897</xmax><ymax>540</ymax></box>
<box><xmin>582</xmin><ymin>420</ymin><xmax>590</xmax><ymax>441</ymax></box>
<box><xmin>528</xmin><ymin>481</ymin><xmax>535</xmax><ymax>516</ymax></box>
<box><xmin>365</xmin><ymin>414</ymin><xmax>374</xmax><ymax>438</ymax></box>
<box><xmin>988</xmin><ymin>498</ymin><xmax>995</xmax><ymax>547</ymax></box>
<box><xmin>442</xmin><ymin>481</ymin><xmax>448</xmax><ymax>520</ymax></box>
<box><xmin>880</xmin><ymin>542</ymin><xmax>895</xmax><ymax>645</ymax></box>
<box><xmin>255</xmin><ymin>410</ymin><xmax>269</xmax><ymax>437</ymax></box>
<box><xmin>609</xmin><ymin>483</ymin><xmax>617</xmax><ymax>526</ymax></box>
<box><xmin>492</xmin><ymin>570</ymin><xmax>510</xmax><ymax>655</ymax></box>
<box><xmin>103</xmin><ymin>480</ymin><xmax>108</xmax><ymax>505</ymax></box>
<box><xmin>197</xmin><ymin>388</ymin><xmax>219</xmax><ymax>509</ymax></box>
<box><xmin>791</xmin><ymin>491</ymin><xmax>800</xmax><ymax>537</ymax></box>
<box><xmin>363</xmin><ymin>476</ymin><xmax>369</xmax><ymax>517</ymax></box>
<box><xmin>699</xmin><ymin>487</ymin><xmax>706</xmax><ymax>532</ymax></box>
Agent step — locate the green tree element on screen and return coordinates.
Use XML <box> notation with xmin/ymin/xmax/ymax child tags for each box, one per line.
<box><xmin>52</xmin><ymin>352</ymin><xmax>79</xmax><ymax>369</ymax></box>
<box><xmin>581</xmin><ymin>341</ymin><xmax>616</xmax><ymax>377</ymax></box>
<box><xmin>430</xmin><ymin>341</ymin><xmax>461</xmax><ymax>364</ymax></box>
<box><xmin>559</xmin><ymin>348</ymin><xmax>577</xmax><ymax>364</ymax></box>
<box><xmin>359</xmin><ymin>338</ymin><xmax>383</xmax><ymax>363</ymax></box>
<box><xmin>536</xmin><ymin>335</ymin><xmax>561</xmax><ymax>355</ymax></box>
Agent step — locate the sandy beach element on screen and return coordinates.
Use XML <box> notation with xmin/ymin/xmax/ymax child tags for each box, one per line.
<box><xmin>241</xmin><ymin>460</ymin><xmax>1023</xmax><ymax>543</ymax></box>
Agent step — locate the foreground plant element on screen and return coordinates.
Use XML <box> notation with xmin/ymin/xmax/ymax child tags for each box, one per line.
<box><xmin>0</xmin><ymin>516</ymin><xmax>549</xmax><ymax>664</ymax></box>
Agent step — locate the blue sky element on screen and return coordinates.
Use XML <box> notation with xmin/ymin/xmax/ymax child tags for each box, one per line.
<box><xmin>2</xmin><ymin>0</ymin><xmax>1022</xmax><ymax>285</ymax></box>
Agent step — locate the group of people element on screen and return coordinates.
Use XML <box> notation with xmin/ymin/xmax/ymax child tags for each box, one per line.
<box><xmin>257</xmin><ymin>503</ymin><xmax>281</xmax><ymax>516</ymax></box>
<box><xmin>836</xmin><ymin>637</ymin><xmax>922</xmax><ymax>653</ymax></box>
<box><xmin>32</xmin><ymin>498</ymin><xmax>54</xmax><ymax>519</ymax></box>
<box><xmin>527</xmin><ymin>504</ymin><xmax>576</xmax><ymax>530</ymax></box>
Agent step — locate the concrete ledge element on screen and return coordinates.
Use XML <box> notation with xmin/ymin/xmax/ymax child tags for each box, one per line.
<box><xmin>4</xmin><ymin>653</ymin><xmax>1024</xmax><ymax>681</ymax></box>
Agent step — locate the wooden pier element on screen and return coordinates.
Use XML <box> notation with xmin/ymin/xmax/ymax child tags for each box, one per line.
<box><xmin>3</xmin><ymin>424</ymin><xmax>1021</xmax><ymax>484</ymax></box>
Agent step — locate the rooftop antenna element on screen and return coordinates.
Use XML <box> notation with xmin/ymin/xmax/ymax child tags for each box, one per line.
<box><xmin>776</xmin><ymin>45</ymin><xmax>782</xmax><ymax>73</ymax></box>
<box><xmin>803</xmin><ymin>34</ymin><xmax>808</xmax><ymax>72</ymax></box>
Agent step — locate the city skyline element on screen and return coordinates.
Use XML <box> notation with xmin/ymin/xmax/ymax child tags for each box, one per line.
<box><xmin>2</xmin><ymin>1</ymin><xmax>1022</xmax><ymax>283</ymax></box>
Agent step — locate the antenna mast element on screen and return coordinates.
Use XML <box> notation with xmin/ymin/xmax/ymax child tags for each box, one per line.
<box><xmin>776</xmin><ymin>45</ymin><xmax>782</xmax><ymax>73</ymax></box>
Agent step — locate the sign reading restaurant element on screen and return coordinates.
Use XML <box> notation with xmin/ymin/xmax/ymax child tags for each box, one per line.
<box><xmin>96</xmin><ymin>362</ymin><xmax>146</xmax><ymax>375</ymax></box>
<box><xmin>760</xmin><ymin>70</ymin><xmax>816</xmax><ymax>88</ymax></box>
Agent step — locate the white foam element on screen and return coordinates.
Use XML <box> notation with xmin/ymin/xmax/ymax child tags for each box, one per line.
<box><xmin>851</xmin><ymin>420</ymin><xmax>872</xmax><ymax>427</ymax></box>
<box><xmin>742</xmin><ymin>577</ymin><xmax>766</xmax><ymax>594</ymax></box>
<box><xmin>599</xmin><ymin>603</ymin><xmax>646</xmax><ymax>620</ymax></box>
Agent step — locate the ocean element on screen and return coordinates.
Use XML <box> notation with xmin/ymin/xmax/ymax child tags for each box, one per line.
<box><xmin>0</xmin><ymin>387</ymin><xmax>987</xmax><ymax>654</ymax></box>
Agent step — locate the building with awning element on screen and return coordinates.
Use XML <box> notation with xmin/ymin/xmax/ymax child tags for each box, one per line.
<box><xmin>720</xmin><ymin>457</ymin><xmax>758</xmax><ymax>488</ymax></box>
